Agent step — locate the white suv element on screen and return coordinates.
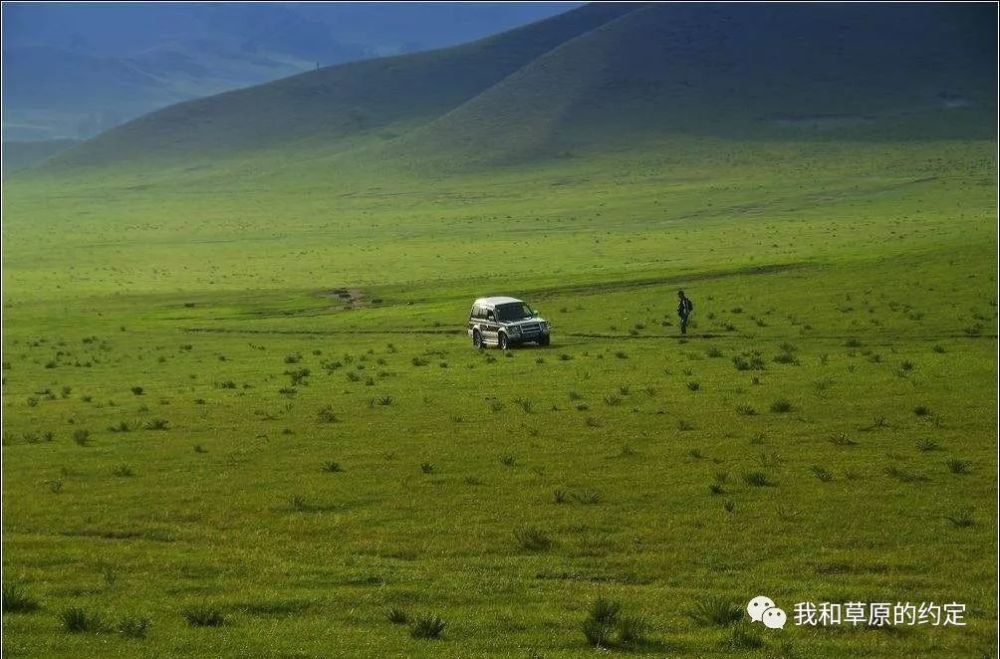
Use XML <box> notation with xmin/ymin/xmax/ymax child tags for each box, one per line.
<box><xmin>467</xmin><ymin>296</ymin><xmax>551</xmax><ymax>349</ymax></box>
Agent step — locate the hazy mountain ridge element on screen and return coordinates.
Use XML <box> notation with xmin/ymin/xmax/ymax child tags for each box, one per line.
<box><xmin>30</xmin><ymin>3</ymin><xmax>998</xmax><ymax>173</ymax></box>
<box><xmin>1</xmin><ymin>3</ymin><xmax>576</xmax><ymax>141</ymax></box>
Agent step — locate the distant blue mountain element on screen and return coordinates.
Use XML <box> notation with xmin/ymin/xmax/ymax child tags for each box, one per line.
<box><xmin>1</xmin><ymin>3</ymin><xmax>578</xmax><ymax>140</ymax></box>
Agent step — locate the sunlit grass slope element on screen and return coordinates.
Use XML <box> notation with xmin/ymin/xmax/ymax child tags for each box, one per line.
<box><xmin>3</xmin><ymin>132</ymin><xmax>996</xmax><ymax>657</ymax></box>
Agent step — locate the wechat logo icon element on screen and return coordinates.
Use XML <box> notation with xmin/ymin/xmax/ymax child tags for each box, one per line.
<box><xmin>747</xmin><ymin>595</ymin><xmax>787</xmax><ymax>629</ymax></box>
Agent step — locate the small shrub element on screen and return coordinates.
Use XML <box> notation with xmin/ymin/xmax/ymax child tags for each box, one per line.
<box><xmin>742</xmin><ymin>471</ymin><xmax>774</xmax><ymax>487</ymax></box>
<box><xmin>773</xmin><ymin>352</ymin><xmax>798</xmax><ymax>365</ymax></box>
<box><xmin>283</xmin><ymin>353</ymin><xmax>301</xmax><ymax>364</ymax></box>
<box><xmin>387</xmin><ymin>608</ymin><xmax>409</xmax><ymax>625</ymax></box>
<box><xmin>514</xmin><ymin>397</ymin><xmax>534</xmax><ymax>413</ymax></box>
<box><xmin>687</xmin><ymin>381</ymin><xmax>700</xmax><ymax>392</ymax></box>
<box><xmin>810</xmin><ymin>465</ymin><xmax>834</xmax><ymax>482</ymax></box>
<box><xmin>322</xmin><ymin>461</ymin><xmax>343</xmax><ymax>473</ymax></box>
<box><xmin>118</xmin><ymin>615</ymin><xmax>151</xmax><ymax>639</ymax></box>
<box><xmin>689</xmin><ymin>596</ymin><xmax>742</xmax><ymax>626</ymax></box>
<box><xmin>317</xmin><ymin>406</ymin><xmax>339</xmax><ymax>423</ymax></box>
<box><xmin>913</xmin><ymin>405</ymin><xmax>931</xmax><ymax>417</ymax></box>
<box><xmin>582</xmin><ymin>598</ymin><xmax>650</xmax><ymax>649</ymax></box>
<box><xmin>183</xmin><ymin>605</ymin><xmax>225</xmax><ymax>627</ymax></box>
<box><xmin>946</xmin><ymin>509</ymin><xmax>975</xmax><ymax>528</ymax></box>
<box><xmin>946</xmin><ymin>458</ymin><xmax>972</xmax><ymax>475</ymax></box>
<box><xmin>130</xmin><ymin>386</ymin><xmax>144</xmax><ymax>396</ymax></box>
<box><xmin>144</xmin><ymin>419</ymin><xmax>170</xmax><ymax>431</ymax></box>
<box><xmin>770</xmin><ymin>399</ymin><xmax>793</xmax><ymax>413</ymax></box>
<box><xmin>916</xmin><ymin>439</ymin><xmax>941</xmax><ymax>452</ymax></box>
<box><xmin>706</xmin><ymin>346</ymin><xmax>723</xmax><ymax>358</ymax></box>
<box><xmin>410</xmin><ymin>614</ymin><xmax>446</xmax><ymax>639</ymax></box>
<box><xmin>736</xmin><ymin>404</ymin><xmax>756</xmax><ymax>416</ymax></box>
<box><xmin>420</xmin><ymin>462</ymin><xmax>435</xmax><ymax>474</ymax></box>
<box><xmin>499</xmin><ymin>454</ymin><xmax>517</xmax><ymax>467</ymax></box>
<box><xmin>286</xmin><ymin>368</ymin><xmax>310</xmax><ymax>386</ymax></box>
<box><xmin>2</xmin><ymin>583</ymin><xmax>40</xmax><ymax>613</ymax></box>
<box><xmin>72</xmin><ymin>429</ymin><xmax>91</xmax><ymax>446</ymax></box>
<box><xmin>112</xmin><ymin>465</ymin><xmax>133</xmax><ymax>477</ymax></box>
<box><xmin>61</xmin><ymin>607</ymin><xmax>103</xmax><ymax>633</ymax></box>
<box><xmin>603</xmin><ymin>394</ymin><xmax>622</xmax><ymax>407</ymax></box>
<box><xmin>732</xmin><ymin>352</ymin><xmax>765</xmax><ymax>371</ymax></box>
<box><xmin>553</xmin><ymin>489</ymin><xmax>568</xmax><ymax>504</ymax></box>
<box><xmin>515</xmin><ymin>526</ymin><xmax>552</xmax><ymax>552</ymax></box>
<box><xmin>411</xmin><ymin>357</ymin><xmax>429</xmax><ymax>367</ymax></box>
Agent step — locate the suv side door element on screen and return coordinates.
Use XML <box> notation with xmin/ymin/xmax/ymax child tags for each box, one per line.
<box><xmin>483</xmin><ymin>307</ymin><xmax>500</xmax><ymax>345</ymax></box>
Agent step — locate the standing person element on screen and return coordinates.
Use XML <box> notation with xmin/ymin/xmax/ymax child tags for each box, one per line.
<box><xmin>677</xmin><ymin>290</ymin><xmax>694</xmax><ymax>335</ymax></box>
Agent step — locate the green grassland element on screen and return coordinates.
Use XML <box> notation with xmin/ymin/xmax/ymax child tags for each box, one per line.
<box><xmin>2</xmin><ymin>131</ymin><xmax>997</xmax><ymax>657</ymax></box>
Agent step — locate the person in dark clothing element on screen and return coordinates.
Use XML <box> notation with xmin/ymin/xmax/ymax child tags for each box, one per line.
<box><xmin>677</xmin><ymin>290</ymin><xmax>694</xmax><ymax>334</ymax></box>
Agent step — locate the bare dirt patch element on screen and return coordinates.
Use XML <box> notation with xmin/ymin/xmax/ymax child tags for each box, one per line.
<box><xmin>324</xmin><ymin>287</ymin><xmax>366</xmax><ymax>309</ymax></box>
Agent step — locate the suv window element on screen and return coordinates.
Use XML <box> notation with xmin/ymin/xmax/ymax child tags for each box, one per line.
<box><xmin>486</xmin><ymin>309</ymin><xmax>496</xmax><ymax>321</ymax></box>
<box><xmin>496</xmin><ymin>302</ymin><xmax>534</xmax><ymax>322</ymax></box>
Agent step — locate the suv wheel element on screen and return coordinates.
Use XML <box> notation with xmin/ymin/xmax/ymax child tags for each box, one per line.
<box><xmin>498</xmin><ymin>332</ymin><xmax>509</xmax><ymax>350</ymax></box>
<box><xmin>538</xmin><ymin>335</ymin><xmax>550</xmax><ymax>347</ymax></box>
<box><xmin>472</xmin><ymin>330</ymin><xmax>483</xmax><ymax>349</ymax></box>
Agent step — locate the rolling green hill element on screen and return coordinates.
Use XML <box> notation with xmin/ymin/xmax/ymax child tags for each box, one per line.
<box><xmin>45</xmin><ymin>3</ymin><xmax>634</xmax><ymax>170</ymax></box>
<box><xmin>42</xmin><ymin>2</ymin><xmax>994</xmax><ymax>173</ymax></box>
<box><xmin>404</xmin><ymin>3</ymin><xmax>995</xmax><ymax>165</ymax></box>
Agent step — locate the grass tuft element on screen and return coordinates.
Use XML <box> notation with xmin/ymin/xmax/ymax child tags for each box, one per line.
<box><xmin>61</xmin><ymin>607</ymin><xmax>103</xmax><ymax>633</ymax></box>
<box><xmin>515</xmin><ymin>526</ymin><xmax>552</xmax><ymax>552</ymax></box>
<box><xmin>387</xmin><ymin>608</ymin><xmax>409</xmax><ymax>625</ymax></box>
<box><xmin>3</xmin><ymin>583</ymin><xmax>41</xmax><ymax>613</ymax></box>
<box><xmin>770</xmin><ymin>398</ymin><xmax>793</xmax><ymax>413</ymax></box>
<box><xmin>742</xmin><ymin>471</ymin><xmax>775</xmax><ymax>487</ymax></box>
<box><xmin>118</xmin><ymin>615</ymin><xmax>152</xmax><ymax>639</ymax></box>
<box><xmin>410</xmin><ymin>614</ymin><xmax>446</xmax><ymax>639</ymax></box>
<box><xmin>946</xmin><ymin>458</ymin><xmax>971</xmax><ymax>475</ymax></box>
<box><xmin>183</xmin><ymin>605</ymin><xmax>226</xmax><ymax>627</ymax></box>
<box><xmin>688</xmin><ymin>596</ymin><xmax>743</xmax><ymax>626</ymax></box>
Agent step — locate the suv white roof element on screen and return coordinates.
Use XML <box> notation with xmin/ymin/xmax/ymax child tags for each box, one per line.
<box><xmin>474</xmin><ymin>296</ymin><xmax>523</xmax><ymax>307</ymax></box>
